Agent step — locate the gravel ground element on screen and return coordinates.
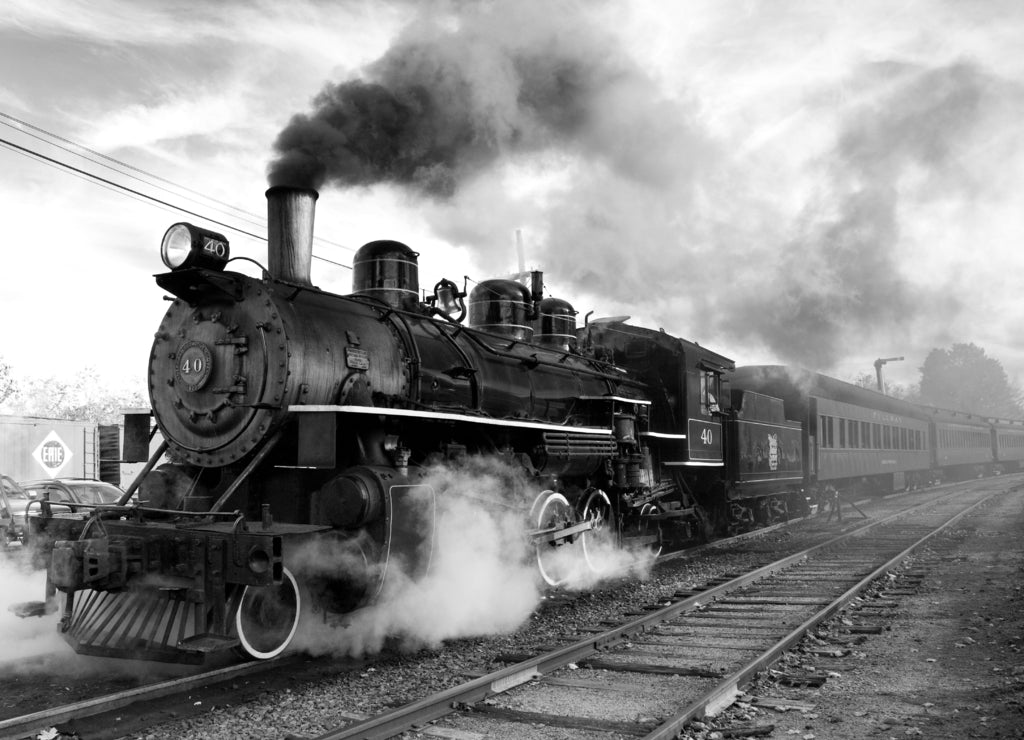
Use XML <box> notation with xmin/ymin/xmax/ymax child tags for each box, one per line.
<box><xmin>683</xmin><ymin>488</ymin><xmax>1024</xmax><ymax>740</ymax></box>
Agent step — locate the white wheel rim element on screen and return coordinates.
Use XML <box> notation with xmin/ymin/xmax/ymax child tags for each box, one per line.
<box><xmin>235</xmin><ymin>567</ymin><xmax>301</xmax><ymax>660</ymax></box>
<box><xmin>580</xmin><ymin>489</ymin><xmax>613</xmax><ymax>574</ymax></box>
<box><xmin>535</xmin><ymin>492</ymin><xmax>572</xmax><ymax>587</ymax></box>
<box><xmin>638</xmin><ymin>503</ymin><xmax>664</xmax><ymax>558</ymax></box>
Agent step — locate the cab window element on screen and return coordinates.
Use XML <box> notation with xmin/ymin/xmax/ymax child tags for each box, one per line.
<box><xmin>699</xmin><ymin>371</ymin><xmax>720</xmax><ymax>415</ymax></box>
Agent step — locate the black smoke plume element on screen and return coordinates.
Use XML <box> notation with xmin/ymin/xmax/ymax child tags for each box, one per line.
<box><xmin>268</xmin><ymin>2</ymin><xmax>706</xmax><ymax>195</ymax></box>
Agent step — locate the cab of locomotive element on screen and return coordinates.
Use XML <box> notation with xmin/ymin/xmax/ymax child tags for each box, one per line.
<box><xmin>580</xmin><ymin>321</ymin><xmax>732</xmax><ymax>466</ymax></box>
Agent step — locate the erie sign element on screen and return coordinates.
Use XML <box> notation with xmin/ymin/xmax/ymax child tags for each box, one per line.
<box><xmin>32</xmin><ymin>430</ymin><xmax>73</xmax><ymax>478</ymax></box>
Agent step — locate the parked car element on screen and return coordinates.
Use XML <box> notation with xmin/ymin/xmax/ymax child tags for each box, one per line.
<box><xmin>1</xmin><ymin>474</ymin><xmax>35</xmax><ymax>545</ymax></box>
<box><xmin>20</xmin><ymin>478</ymin><xmax>125</xmax><ymax>509</ymax></box>
<box><xmin>19</xmin><ymin>479</ymin><xmax>126</xmax><ymax>529</ymax></box>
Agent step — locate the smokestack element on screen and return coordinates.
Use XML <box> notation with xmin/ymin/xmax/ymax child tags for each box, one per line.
<box><xmin>266</xmin><ymin>186</ymin><xmax>318</xmax><ymax>286</ymax></box>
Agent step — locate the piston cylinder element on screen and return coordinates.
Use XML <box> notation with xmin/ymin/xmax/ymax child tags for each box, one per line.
<box><xmin>311</xmin><ymin>467</ymin><xmax>388</xmax><ymax>529</ymax></box>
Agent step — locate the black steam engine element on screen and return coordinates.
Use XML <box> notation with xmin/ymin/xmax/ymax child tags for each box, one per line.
<box><xmin>26</xmin><ymin>187</ymin><xmax>800</xmax><ymax>663</ymax></box>
<box><xmin>21</xmin><ymin>186</ymin><xmax>1024</xmax><ymax>665</ymax></box>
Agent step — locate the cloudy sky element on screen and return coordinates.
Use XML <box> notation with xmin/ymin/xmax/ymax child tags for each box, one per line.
<box><xmin>2</xmin><ymin>0</ymin><xmax>1023</xmax><ymax>398</ymax></box>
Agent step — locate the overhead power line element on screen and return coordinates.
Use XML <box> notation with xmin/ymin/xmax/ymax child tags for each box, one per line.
<box><xmin>0</xmin><ymin>109</ymin><xmax>356</xmax><ymax>257</ymax></box>
<box><xmin>0</xmin><ymin>110</ymin><xmax>263</xmax><ymax>222</ymax></box>
<box><xmin>1</xmin><ymin>133</ymin><xmax>354</xmax><ymax>271</ymax></box>
<box><xmin>0</xmin><ymin>116</ymin><xmax>269</xmax><ymax>233</ymax></box>
<box><xmin>0</xmin><ymin>115</ymin><xmax>547</xmax><ymax>304</ymax></box>
<box><xmin>0</xmin><ymin>134</ymin><xmax>268</xmax><ymax>241</ymax></box>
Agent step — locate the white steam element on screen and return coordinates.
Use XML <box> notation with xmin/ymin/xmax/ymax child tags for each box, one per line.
<box><xmin>0</xmin><ymin>551</ymin><xmax>197</xmax><ymax>680</ymax></box>
<box><xmin>0</xmin><ymin>552</ymin><xmax>70</xmax><ymax>664</ymax></box>
<box><xmin>290</xmin><ymin>457</ymin><xmax>653</xmax><ymax>658</ymax></box>
<box><xmin>542</xmin><ymin>524</ymin><xmax>655</xmax><ymax>591</ymax></box>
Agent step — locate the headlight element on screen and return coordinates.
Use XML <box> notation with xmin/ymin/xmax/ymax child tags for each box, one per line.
<box><xmin>160</xmin><ymin>223</ymin><xmax>230</xmax><ymax>271</ymax></box>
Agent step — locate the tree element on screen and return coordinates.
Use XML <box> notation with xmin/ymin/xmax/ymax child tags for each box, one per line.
<box><xmin>918</xmin><ymin>343</ymin><xmax>1023</xmax><ymax>418</ymax></box>
<box><xmin>0</xmin><ymin>356</ymin><xmax>14</xmax><ymax>405</ymax></box>
<box><xmin>1</xmin><ymin>367</ymin><xmax>145</xmax><ymax>425</ymax></box>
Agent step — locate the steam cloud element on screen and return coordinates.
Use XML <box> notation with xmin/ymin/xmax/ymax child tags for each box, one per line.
<box><xmin>269</xmin><ymin>1</ymin><xmax>1024</xmax><ymax>377</ymax></box>
<box><xmin>288</xmin><ymin>457</ymin><xmax>653</xmax><ymax>658</ymax></box>
<box><xmin>0</xmin><ymin>555</ymin><xmax>70</xmax><ymax>665</ymax></box>
<box><xmin>718</xmin><ymin>61</ymin><xmax>991</xmax><ymax>368</ymax></box>
<box><xmin>0</xmin><ymin>553</ymin><xmax>197</xmax><ymax>681</ymax></box>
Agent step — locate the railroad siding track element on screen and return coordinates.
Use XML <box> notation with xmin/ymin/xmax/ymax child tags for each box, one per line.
<box><xmin>305</xmin><ymin>484</ymin><xmax>1006</xmax><ymax>739</ymax></box>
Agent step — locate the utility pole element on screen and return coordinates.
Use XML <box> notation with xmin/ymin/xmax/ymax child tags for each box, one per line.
<box><xmin>874</xmin><ymin>356</ymin><xmax>904</xmax><ymax>393</ymax></box>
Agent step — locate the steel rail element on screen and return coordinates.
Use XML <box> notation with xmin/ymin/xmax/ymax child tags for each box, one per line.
<box><xmin>0</xmin><ymin>656</ymin><xmax>303</xmax><ymax>740</ymax></box>
<box><xmin>307</xmin><ymin>484</ymin><xmax>992</xmax><ymax>740</ymax></box>
<box><xmin>641</xmin><ymin>489</ymin><xmax>998</xmax><ymax>739</ymax></box>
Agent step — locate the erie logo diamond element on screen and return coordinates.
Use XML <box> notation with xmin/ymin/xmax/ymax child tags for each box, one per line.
<box><xmin>33</xmin><ymin>430</ymin><xmax>73</xmax><ymax>478</ymax></box>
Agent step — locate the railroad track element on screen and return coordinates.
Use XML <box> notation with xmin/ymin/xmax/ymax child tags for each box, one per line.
<box><xmin>0</xmin><ymin>655</ymin><xmax>310</xmax><ymax>740</ymax></box>
<box><xmin>297</xmin><ymin>482</ymin><xmax>1011</xmax><ymax>740</ymax></box>
<box><xmin>0</xmin><ymin>478</ymin><xmax>1014</xmax><ymax>740</ymax></box>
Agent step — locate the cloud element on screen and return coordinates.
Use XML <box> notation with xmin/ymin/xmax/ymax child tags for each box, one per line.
<box><xmin>265</xmin><ymin>0</ymin><xmax>1024</xmax><ymax>383</ymax></box>
<box><xmin>86</xmin><ymin>93</ymin><xmax>246</xmax><ymax>152</ymax></box>
<box><xmin>2</xmin><ymin>1</ymin><xmax>393</xmax><ymax>51</ymax></box>
<box><xmin>5</xmin><ymin>0</ymin><xmax>1024</xmax><ymax>389</ymax></box>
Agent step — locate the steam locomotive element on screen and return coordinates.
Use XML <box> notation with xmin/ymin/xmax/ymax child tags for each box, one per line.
<box><xmin>19</xmin><ymin>186</ymin><xmax>1024</xmax><ymax>664</ymax></box>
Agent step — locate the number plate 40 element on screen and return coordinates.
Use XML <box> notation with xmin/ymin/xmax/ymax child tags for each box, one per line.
<box><xmin>688</xmin><ymin>419</ymin><xmax>723</xmax><ymax>462</ymax></box>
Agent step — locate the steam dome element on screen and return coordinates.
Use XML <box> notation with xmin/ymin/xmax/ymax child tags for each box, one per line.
<box><xmin>352</xmin><ymin>240</ymin><xmax>420</xmax><ymax>311</ymax></box>
<box><xmin>535</xmin><ymin>297</ymin><xmax>577</xmax><ymax>350</ymax></box>
<box><xmin>468</xmin><ymin>279</ymin><xmax>533</xmax><ymax>341</ymax></box>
